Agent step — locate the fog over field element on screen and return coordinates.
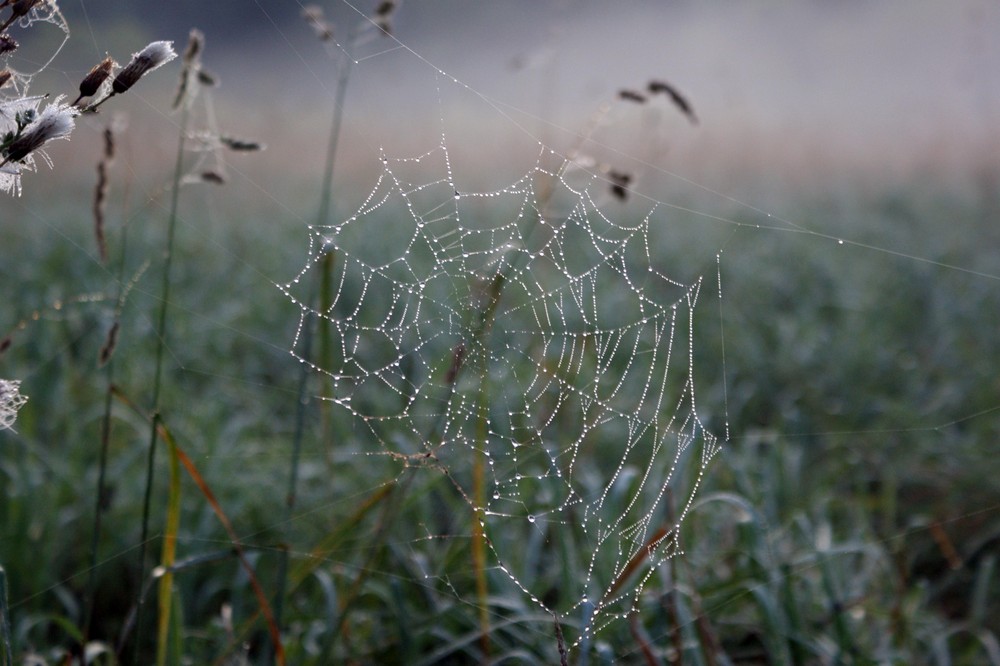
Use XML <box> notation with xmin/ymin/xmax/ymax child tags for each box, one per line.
<box><xmin>54</xmin><ymin>1</ymin><xmax>998</xmax><ymax>188</ymax></box>
<box><xmin>37</xmin><ymin>0</ymin><xmax>1000</xmax><ymax>200</ymax></box>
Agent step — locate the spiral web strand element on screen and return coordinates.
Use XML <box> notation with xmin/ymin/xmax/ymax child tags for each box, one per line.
<box><xmin>279</xmin><ymin>120</ymin><xmax>725</xmax><ymax>644</ymax></box>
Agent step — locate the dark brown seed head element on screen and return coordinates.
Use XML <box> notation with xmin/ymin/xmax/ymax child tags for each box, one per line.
<box><xmin>608</xmin><ymin>170</ymin><xmax>632</xmax><ymax>201</ymax></box>
<box><xmin>618</xmin><ymin>89</ymin><xmax>646</xmax><ymax>104</ymax></box>
<box><xmin>112</xmin><ymin>41</ymin><xmax>177</xmax><ymax>95</ymax></box>
<box><xmin>219</xmin><ymin>136</ymin><xmax>264</xmax><ymax>152</ymax></box>
<box><xmin>0</xmin><ymin>33</ymin><xmax>17</xmax><ymax>55</ymax></box>
<box><xmin>78</xmin><ymin>57</ymin><xmax>115</xmax><ymax>99</ymax></box>
<box><xmin>199</xmin><ymin>170</ymin><xmax>226</xmax><ymax>185</ymax></box>
<box><xmin>196</xmin><ymin>69</ymin><xmax>218</xmax><ymax>87</ymax></box>
<box><xmin>647</xmin><ymin>79</ymin><xmax>698</xmax><ymax>124</ymax></box>
<box><xmin>182</xmin><ymin>28</ymin><xmax>204</xmax><ymax>67</ymax></box>
<box><xmin>11</xmin><ymin>0</ymin><xmax>41</xmax><ymax>19</ymax></box>
<box><xmin>98</xmin><ymin>321</ymin><xmax>119</xmax><ymax>367</ymax></box>
<box><xmin>0</xmin><ymin>69</ymin><xmax>11</xmax><ymax>89</ymax></box>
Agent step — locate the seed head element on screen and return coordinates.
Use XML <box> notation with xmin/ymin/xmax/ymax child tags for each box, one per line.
<box><xmin>0</xmin><ymin>34</ymin><xmax>17</xmax><ymax>55</ymax></box>
<box><xmin>112</xmin><ymin>41</ymin><xmax>177</xmax><ymax>95</ymax></box>
<box><xmin>3</xmin><ymin>98</ymin><xmax>78</xmax><ymax>164</ymax></box>
<box><xmin>196</xmin><ymin>69</ymin><xmax>218</xmax><ymax>87</ymax></box>
<box><xmin>11</xmin><ymin>0</ymin><xmax>41</xmax><ymax>18</ymax></box>
<box><xmin>198</xmin><ymin>170</ymin><xmax>226</xmax><ymax>185</ymax></box>
<box><xmin>181</xmin><ymin>28</ymin><xmax>203</xmax><ymax>67</ymax></box>
<box><xmin>78</xmin><ymin>56</ymin><xmax>115</xmax><ymax>101</ymax></box>
<box><xmin>173</xmin><ymin>30</ymin><xmax>204</xmax><ymax>110</ymax></box>
<box><xmin>647</xmin><ymin>79</ymin><xmax>698</xmax><ymax>125</ymax></box>
<box><xmin>98</xmin><ymin>321</ymin><xmax>119</xmax><ymax>367</ymax></box>
<box><xmin>607</xmin><ymin>169</ymin><xmax>632</xmax><ymax>201</ymax></box>
<box><xmin>219</xmin><ymin>136</ymin><xmax>264</xmax><ymax>152</ymax></box>
<box><xmin>618</xmin><ymin>89</ymin><xmax>646</xmax><ymax>104</ymax></box>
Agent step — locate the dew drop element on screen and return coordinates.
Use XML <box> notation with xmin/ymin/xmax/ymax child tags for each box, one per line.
<box><xmin>527</xmin><ymin>515</ymin><xmax>535</xmax><ymax>523</ymax></box>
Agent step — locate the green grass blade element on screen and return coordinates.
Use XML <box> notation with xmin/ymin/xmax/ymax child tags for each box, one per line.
<box><xmin>155</xmin><ymin>432</ymin><xmax>182</xmax><ymax>666</ymax></box>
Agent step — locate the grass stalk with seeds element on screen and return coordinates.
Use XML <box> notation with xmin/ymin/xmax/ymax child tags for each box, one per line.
<box><xmin>131</xmin><ymin>44</ymin><xmax>186</xmax><ymax>664</ymax></box>
<box><xmin>83</xmin><ymin>120</ymin><xmax>123</xmax><ymax>646</ymax></box>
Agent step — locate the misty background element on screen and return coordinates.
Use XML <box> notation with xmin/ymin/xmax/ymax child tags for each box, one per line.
<box><xmin>20</xmin><ymin>0</ymin><xmax>1000</xmax><ymax>214</ymax></box>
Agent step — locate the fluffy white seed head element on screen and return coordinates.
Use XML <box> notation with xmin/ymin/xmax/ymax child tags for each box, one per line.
<box><xmin>112</xmin><ymin>40</ymin><xmax>177</xmax><ymax>95</ymax></box>
<box><xmin>4</xmin><ymin>99</ymin><xmax>78</xmax><ymax>163</ymax></box>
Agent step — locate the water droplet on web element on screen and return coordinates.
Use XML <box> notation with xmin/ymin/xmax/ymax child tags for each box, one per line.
<box><xmin>527</xmin><ymin>515</ymin><xmax>535</xmax><ymax>523</ymax></box>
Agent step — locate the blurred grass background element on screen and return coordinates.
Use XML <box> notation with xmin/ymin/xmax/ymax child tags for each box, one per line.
<box><xmin>2</xmin><ymin>1</ymin><xmax>1000</xmax><ymax>663</ymax></box>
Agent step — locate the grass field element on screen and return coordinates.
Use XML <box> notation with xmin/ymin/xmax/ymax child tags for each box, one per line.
<box><xmin>2</xmin><ymin>3</ymin><xmax>1000</xmax><ymax>665</ymax></box>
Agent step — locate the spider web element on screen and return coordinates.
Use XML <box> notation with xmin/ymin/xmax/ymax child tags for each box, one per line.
<box><xmin>279</xmin><ymin>106</ymin><xmax>725</xmax><ymax>643</ymax></box>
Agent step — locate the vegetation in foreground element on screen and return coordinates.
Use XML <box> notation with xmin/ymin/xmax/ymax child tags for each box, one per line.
<box><xmin>2</xmin><ymin>2</ymin><xmax>999</xmax><ymax>664</ymax></box>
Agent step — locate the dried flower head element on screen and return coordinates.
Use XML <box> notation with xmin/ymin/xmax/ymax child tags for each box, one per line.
<box><xmin>11</xmin><ymin>0</ymin><xmax>41</xmax><ymax>18</ymax></box>
<box><xmin>112</xmin><ymin>41</ymin><xmax>177</xmax><ymax>95</ymax></box>
<box><xmin>0</xmin><ymin>95</ymin><xmax>78</xmax><ymax>194</ymax></box>
<box><xmin>76</xmin><ymin>56</ymin><xmax>115</xmax><ymax>104</ymax></box>
<box><xmin>0</xmin><ymin>33</ymin><xmax>17</xmax><ymax>55</ymax></box>
<box><xmin>0</xmin><ymin>0</ymin><xmax>38</xmax><ymax>32</ymax></box>
<box><xmin>0</xmin><ymin>378</ymin><xmax>28</xmax><ymax>431</ymax></box>
<box><xmin>2</xmin><ymin>97</ymin><xmax>77</xmax><ymax>164</ymax></box>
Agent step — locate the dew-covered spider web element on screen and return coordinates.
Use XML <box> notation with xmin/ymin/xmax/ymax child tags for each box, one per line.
<box><xmin>279</xmin><ymin>107</ymin><xmax>726</xmax><ymax>643</ymax></box>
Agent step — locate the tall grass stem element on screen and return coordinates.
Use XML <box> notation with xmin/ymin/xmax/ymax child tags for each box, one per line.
<box><xmin>85</xmin><ymin>144</ymin><xmax>131</xmax><ymax>644</ymax></box>
<box><xmin>0</xmin><ymin>565</ymin><xmax>12</xmax><ymax>666</ymax></box>
<box><xmin>132</xmin><ymin>101</ymin><xmax>191</xmax><ymax>664</ymax></box>
<box><xmin>272</xmin><ymin>45</ymin><xmax>353</xmax><ymax>643</ymax></box>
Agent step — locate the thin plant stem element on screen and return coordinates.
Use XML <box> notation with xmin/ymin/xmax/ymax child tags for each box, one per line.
<box><xmin>132</xmin><ymin>101</ymin><xmax>190</xmax><ymax>665</ymax></box>
<box><xmin>85</xmin><ymin>136</ymin><xmax>131</xmax><ymax>645</ymax></box>
<box><xmin>272</xmin><ymin>43</ymin><xmax>353</xmax><ymax>644</ymax></box>
<box><xmin>269</xmin><ymin>278</ymin><xmax>315</xmax><ymax>636</ymax></box>
<box><xmin>1</xmin><ymin>566</ymin><xmax>12</xmax><ymax>666</ymax></box>
<box><xmin>317</xmin><ymin>53</ymin><xmax>353</xmax><ymax>459</ymax></box>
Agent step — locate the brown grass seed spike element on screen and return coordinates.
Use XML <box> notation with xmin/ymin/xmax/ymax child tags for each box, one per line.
<box><xmin>648</xmin><ymin>79</ymin><xmax>698</xmax><ymax>125</ymax></box>
<box><xmin>618</xmin><ymin>89</ymin><xmax>646</xmax><ymax>104</ymax></box>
